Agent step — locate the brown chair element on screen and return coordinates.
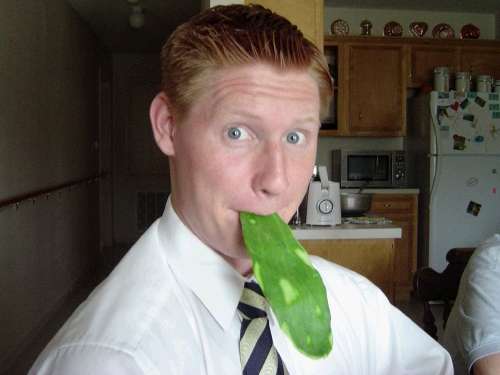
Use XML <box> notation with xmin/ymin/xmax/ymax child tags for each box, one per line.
<box><xmin>413</xmin><ymin>247</ymin><xmax>475</xmax><ymax>340</ymax></box>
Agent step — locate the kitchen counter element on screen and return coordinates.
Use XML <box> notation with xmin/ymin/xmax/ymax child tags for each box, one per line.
<box><xmin>340</xmin><ymin>188</ymin><xmax>419</xmax><ymax>194</ymax></box>
<box><xmin>291</xmin><ymin>223</ymin><xmax>402</xmax><ymax>240</ymax></box>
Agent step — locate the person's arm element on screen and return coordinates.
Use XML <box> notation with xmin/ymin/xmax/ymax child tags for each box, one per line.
<box><xmin>472</xmin><ymin>352</ymin><xmax>500</xmax><ymax>375</ymax></box>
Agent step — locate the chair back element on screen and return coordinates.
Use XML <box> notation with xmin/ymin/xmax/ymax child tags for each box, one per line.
<box><xmin>413</xmin><ymin>247</ymin><xmax>475</xmax><ymax>340</ymax></box>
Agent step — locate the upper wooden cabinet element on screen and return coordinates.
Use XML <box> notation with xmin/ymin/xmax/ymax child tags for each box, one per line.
<box><xmin>323</xmin><ymin>36</ymin><xmax>406</xmax><ymax>137</ymax></box>
<box><xmin>406</xmin><ymin>45</ymin><xmax>461</xmax><ymax>88</ymax></box>
<box><xmin>405</xmin><ymin>38</ymin><xmax>500</xmax><ymax>89</ymax></box>
<box><xmin>461</xmin><ymin>48</ymin><xmax>500</xmax><ymax>85</ymax></box>
<box><xmin>322</xmin><ymin>36</ymin><xmax>500</xmax><ymax>137</ymax></box>
<box><xmin>348</xmin><ymin>44</ymin><xmax>406</xmax><ymax>136</ymax></box>
<box><xmin>244</xmin><ymin>0</ymin><xmax>324</xmax><ymax>50</ymax></box>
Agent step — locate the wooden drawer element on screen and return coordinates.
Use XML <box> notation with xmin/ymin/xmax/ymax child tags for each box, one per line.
<box><xmin>371</xmin><ymin>194</ymin><xmax>414</xmax><ymax>215</ymax></box>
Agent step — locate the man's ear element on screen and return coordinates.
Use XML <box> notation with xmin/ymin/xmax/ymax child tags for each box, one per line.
<box><xmin>150</xmin><ymin>92</ymin><xmax>175</xmax><ymax>156</ymax></box>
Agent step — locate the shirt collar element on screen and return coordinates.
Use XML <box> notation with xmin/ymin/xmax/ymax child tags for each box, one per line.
<box><xmin>157</xmin><ymin>198</ymin><xmax>247</xmax><ymax>331</ymax></box>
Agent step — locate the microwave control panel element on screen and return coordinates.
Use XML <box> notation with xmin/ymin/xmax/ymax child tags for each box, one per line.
<box><xmin>393</xmin><ymin>151</ymin><xmax>406</xmax><ymax>187</ymax></box>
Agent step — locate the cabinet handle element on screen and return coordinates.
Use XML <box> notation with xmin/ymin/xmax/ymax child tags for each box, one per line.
<box><xmin>359</xmin><ymin>112</ymin><xmax>362</xmax><ymax>120</ymax></box>
<box><xmin>384</xmin><ymin>204</ymin><xmax>392</xmax><ymax>207</ymax></box>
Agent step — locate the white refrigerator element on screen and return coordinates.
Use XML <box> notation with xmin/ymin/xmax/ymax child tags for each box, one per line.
<box><xmin>406</xmin><ymin>91</ymin><xmax>500</xmax><ymax>272</ymax></box>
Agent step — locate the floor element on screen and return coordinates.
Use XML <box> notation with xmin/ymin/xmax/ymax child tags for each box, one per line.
<box><xmin>2</xmin><ymin>243</ymin><xmax>132</xmax><ymax>375</ymax></box>
<box><xmin>4</xmin><ymin>249</ymin><xmax>446</xmax><ymax>374</ymax></box>
<box><xmin>4</xmin><ymin>274</ymin><xmax>103</xmax><ymax>375</ymax></box>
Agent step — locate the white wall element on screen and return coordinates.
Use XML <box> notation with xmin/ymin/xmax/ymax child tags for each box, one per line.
<box><xmin>324</xmin><ymin>7</ymin><xmax>496</xmax><ymax>39</ymax></box>
<box><xmin>0</xmin><ymin>1</ymin><xmax>100</xmax><ymax>369</ymax></box>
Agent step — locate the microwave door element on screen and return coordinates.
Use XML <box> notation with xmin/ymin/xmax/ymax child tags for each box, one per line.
<box><xmin>346</xmin><ymin>155</ymin><xmax>390</xmax><ymax>188</ymax></box>
<box><xmin>373</xmin><ymin>155</ymin><xmax>390</xmax><ymax>182</ymax></box>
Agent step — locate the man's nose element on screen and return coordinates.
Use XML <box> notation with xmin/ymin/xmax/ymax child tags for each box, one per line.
<box><xmin>253</xmin><ymin>141</ymin><xmax>289</xmax><ymax>197</ymax></box>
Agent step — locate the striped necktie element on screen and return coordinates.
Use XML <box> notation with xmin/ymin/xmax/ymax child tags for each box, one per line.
<box><xmin>237</xmin><ymin>281</ymin><xmax>288</xmax><ymax>375</ymax></box>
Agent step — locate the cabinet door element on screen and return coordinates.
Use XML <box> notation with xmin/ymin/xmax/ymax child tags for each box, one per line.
<box><xmin>370</xmin><ymin>194</ymin><xmax>418</xmax><ymax>301</ymax></box>
<box><xmin>407</xmin><ymin>45</ymin><xmax>460</xmax><ymax>88</ymax></box>
<box><xmin>245</xmin><ymin>0</ymin><xmax>323</xmax><ymax>50</ymax></box>
<box><xmin>386</xmin><ymin>216</ymin><xmax>415</xmax><ymax>291</ymax></box>
<box><xmin>348</xmin><ymin>44</ymin><xmax>406</xmax><ymax>136</ymax></box>
<box><xmin>461</xmin><ymin>48</ymin><xmax>500</xmax><ymax>84</ymax></box>
<box><xmin>300</xmin><ymin>238</ymin><xmax>395</xmax><ymax>303</ymax></box>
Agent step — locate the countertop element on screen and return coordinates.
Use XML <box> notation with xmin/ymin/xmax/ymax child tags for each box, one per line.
<box><xmin>340</xmin><ymin>188</ymin><xmax>419</xmax><ymax>194</ymax></box>
<box><xmin>290</xmin><ymin>223</ymin><xmax>402</xmax><ymax>240</ymax></box>
<box><xmin>289</xmin><ymin>188</ymin><xmax>413</xmax><ymax>240</ymax></box>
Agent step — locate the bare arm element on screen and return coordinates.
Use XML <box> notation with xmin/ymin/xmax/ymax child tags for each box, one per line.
<box><xmin>473</xmin><ymin>352</ymin><xmax>500</xmax><ymax>375</ymax></box>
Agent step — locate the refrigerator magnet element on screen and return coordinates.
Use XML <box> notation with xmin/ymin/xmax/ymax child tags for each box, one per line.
<box><xmin>463</xmin><ymin>113</ymin><xmax>474</xmax><ymax>122</ymax></box>
<box><xmin>453</xmin><ymin>134</ymin><xmax>467</xmax><ymax>150</ymax></box>
<box><xmin>460</xmin><ymin>98</ymin><xmax>470</xmax><ymax>110</ymax></box>
<box><xmin>466</xmin><ymin>201</ymin><xmax>481</xmax><ymax>217</ymax></box>
<box><xmin>438</xmin><ymin>107</ymin><xmax>449</xmax><ymax>124</ymax></box>
<box><xmin>474</xmin><ymin>96</ymin><xmax>486</xmax><ymax>108</ymax></box>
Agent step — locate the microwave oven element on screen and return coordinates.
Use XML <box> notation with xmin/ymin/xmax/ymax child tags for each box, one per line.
<box><xmin>332</xmin><ymin>149</ymin><xmax>406</xmax><ymax>188</ymax></box>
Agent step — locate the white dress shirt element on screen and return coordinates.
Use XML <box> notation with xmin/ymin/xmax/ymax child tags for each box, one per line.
<box><xmin>443</xmin><ymin>234</ymin><xmax>500</xmax><ymax>375</ymax></box>
<box><xmin>29</xmin><ymin>198</ymin><xmax>453</xmax><ymax>374</ymax></box>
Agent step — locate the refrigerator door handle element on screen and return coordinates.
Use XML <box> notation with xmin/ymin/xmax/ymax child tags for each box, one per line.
<box><xmin>429</xmin><ymin>154</ymin><xmax>440</xmax><ymax>209</ymax></box>
<box><xmin>429</xmin><ymin>107</ymin><xmax>440</xmax><ymax>209</ymax></box>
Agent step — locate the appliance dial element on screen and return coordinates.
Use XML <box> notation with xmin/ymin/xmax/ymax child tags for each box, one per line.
<box><xmin>317</xmin><ymin>198</ymin><xmax>334</xmax><ymax>214</ymax></box>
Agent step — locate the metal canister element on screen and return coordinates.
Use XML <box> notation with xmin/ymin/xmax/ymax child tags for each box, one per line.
<box><xmin>434</xmin><ymin>67</ymin><xmax>450</xmax><ymax>91</ymax></box>
<box><xmin>477</xmin><ymin>75</ymin><xmax>492</xmax><ymax>92</ymax></box>
<box><xmin>455</xmin><ymin>72</ymin><xmax>470</xmax><ymax>93</ymax></box>
<box><xmin>495</xmin><ymin>80</ymin><xmax>500</xmax><ymax>93</ymax></box>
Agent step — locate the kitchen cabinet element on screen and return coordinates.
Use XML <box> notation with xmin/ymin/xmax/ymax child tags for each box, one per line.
<box><xmin>348</xmin><ymin>44</ymin><xmax>406</xmax><ymax>136</ymax></box>
<box><xmin>322</xmin><ymin>36</ymin><xmax>406</xmax><ymax>137</ymax></box>
<box><xmin>406</xmin><ymin>45</ymin><xmax>461</xmax><ymax>88</ymax></box>
<box><xmin>370</xmin><ymin>194</ymin><xmax>418</xmax><ymax>301</ymax></box>
<box><xmin>461</xmin><ymin>48</ymin><xmax>500</xmax><ymax>86</ymax></box>
<box><xmin>405</xmin><ymin>38</ymin><xmax>500</xmax><ymax>89</ymax></box>
<box><xmin>299</xmin><ymin>238</ymin><xmax>395</xmax><ymax>303</ymax></box>
<box><xmin>322</xmin><ymin>37</ymin><xmax>500</xmax><ymax>136</ymax></box>
<box><xmin>244</xmin><ymin>0</ymin><xmax>324</xmax><ymax>50</ymax></box>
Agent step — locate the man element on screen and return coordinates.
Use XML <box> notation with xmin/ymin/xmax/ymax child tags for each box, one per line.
<box><xmin>30</xmin><ymin>5</ymin><xmax>452</xmax><ymax>374</ymax></box>
<box><xmin>443</xmin><ymin>234</ymin><xmax>500</xmax><ymax>375</ymax></box>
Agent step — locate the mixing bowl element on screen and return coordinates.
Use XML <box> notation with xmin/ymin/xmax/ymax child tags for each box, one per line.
<box><xmin>340</xmin><ymin>193</ymin><xmax>374</xmax><ymax>217</ymax></box>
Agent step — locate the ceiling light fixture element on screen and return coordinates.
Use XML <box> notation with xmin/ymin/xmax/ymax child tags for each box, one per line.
<box><xmin>129</xmin><ymin>5</ymin><xmax>145</xmax><ymax>29</ymax></box>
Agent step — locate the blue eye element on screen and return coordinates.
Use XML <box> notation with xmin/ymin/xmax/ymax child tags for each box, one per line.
<box><xmin>286</xmin><ymin>131</ymin><xmax>304</xmax><ymax>144</ymax></box>
<box><xmin>226</xmin><ymin>127</ymin><xmax>249</xmax><ymax>140</ymax></box>
<box><xmin>227</xmin><ymin>127</ymin><xmax>241</xmax><ymax>139</ymax></box>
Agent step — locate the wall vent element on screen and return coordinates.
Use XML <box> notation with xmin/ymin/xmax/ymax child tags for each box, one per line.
<box><xmin>136</xmin><ymin>191</ymin><xmax>168</xmax><ymax>231</ymax></box>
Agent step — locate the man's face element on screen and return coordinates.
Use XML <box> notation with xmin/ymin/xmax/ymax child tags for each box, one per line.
<box><xmin>166</xmin><ymin>63</ymin><xmax>320</xmax><ymax>274</ymax></box>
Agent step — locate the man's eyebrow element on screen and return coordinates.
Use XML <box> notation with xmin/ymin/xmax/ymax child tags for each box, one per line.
<box><xmin>226</xmin><ymin>107</ymin><xmax>319</xmax><ymax>124</ymax></box>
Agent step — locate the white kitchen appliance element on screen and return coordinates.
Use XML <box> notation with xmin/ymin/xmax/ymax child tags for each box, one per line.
<box><xmin>305</xmin><ymin>165</ymin><xmax>342</xmax><ymax>226</ymax></box>
<box><xmin>406</xmin><ymin>91</ymin><xmax>500</xmax><ymax>272</ymax></box>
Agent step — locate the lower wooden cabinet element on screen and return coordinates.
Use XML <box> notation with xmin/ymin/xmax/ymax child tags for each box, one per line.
<box><xmin>299</xmin><ymin>238</ymin><xmax>395</xmax><ymax>303</ymax></box>
<box><xmin>370</xmin><ymin>194</ymin><xmax>418</xmax><ymax>301</ymax></box>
